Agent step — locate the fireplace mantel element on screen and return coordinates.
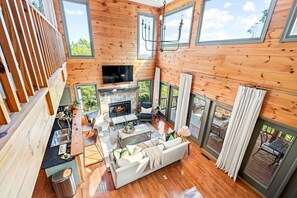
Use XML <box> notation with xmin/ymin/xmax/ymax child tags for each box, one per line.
<box><xmin>98</xmin><ymin>85</ymin><xmax>139</xmax><ymax>93</ymax></box>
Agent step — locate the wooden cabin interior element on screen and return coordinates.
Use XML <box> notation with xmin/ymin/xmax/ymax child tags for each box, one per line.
<box><xmin>0</xmin><ymin>0</ymin><xmax>296</xmax><ymax>197</ymax></box>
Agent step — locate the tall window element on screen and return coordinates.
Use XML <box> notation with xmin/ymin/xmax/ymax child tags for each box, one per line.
<box><xmin>281</xmin><ymin>0</ymin><xmax>297</xmax><ymax>42</ymax></box>
<box><xmin>60</xmin><ymin>0</ymin><xmax>94</xmax><ymax>58</ymax></box>
<box><xmin>196</xmin><ymin>0</ymin><xmax>276</xmax><ymax>45</ymax></box>
<box><xmin>138</xmin><ymin>80</ymin><xmax>152</xmax><ymax>103</ymax></box>
<box><xmin>163</xmin><ymin>3</ymin><xmax>194</xmax><ymax>45</ymax></box>
<box><xmin>75</xmin><ymin>84</ymin><xmax>99</xmax><ymax>113</ymax></box>
<box><xmin>138</xmin><ymin>13</ymin><xmax>155</xmax><ymax>59</ymax></box>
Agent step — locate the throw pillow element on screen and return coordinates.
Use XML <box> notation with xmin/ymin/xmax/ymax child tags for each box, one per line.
<box><xmin>120</xmin><ymin>149</ymin><xmax>130</xmax><ymax>158</ymax></box>
<box><xmin>166</xmin><ymin>131</ymin><xmax>177</xmax><ymax>141</ymax></box>
<box><xmin>162</xmin><ymin>137</ymin><xmax>182</xmax><ymax>149</ymax></box>
<box><xmin>141</xmin><ymin>107</ymin><xmax>152</xmax><ymax>114</ymax></box>
<box><xmin>126</xmin><ymin>145</ymin><xmax>137</xmax><ymax>155</ymax></box>
<box><xmin>117</xmin><ymin>152</ymin><xmax>144</xmax><ymax>167</ymax></box>
<box><xmin>113</xmin><ymin>148</ymin><xmax>122</xmax><ymax>160</ymax></box>
<box><xmin>167</xmin><ymin>135</ymin><xmax>174</xmax><ymax>141</ymax></box>
<box><xmin>133</xmin><ymin>146</ymin><xmax>142</xmax><ymax>155</ymax></box>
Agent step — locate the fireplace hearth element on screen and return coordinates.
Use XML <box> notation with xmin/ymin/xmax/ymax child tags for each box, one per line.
<box><xmin>109</xmin><ymin>100</ymin><xmax>131</xmax><ymax>118</ymax></box>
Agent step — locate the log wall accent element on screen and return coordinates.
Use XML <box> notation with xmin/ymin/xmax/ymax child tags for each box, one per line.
<box><xmin>157</xmin><ymin>0</ymin><xmax>297</xmax><ymax>129</ymax></box>
<box><xmin>53</xmin><ymin>0</ymin><xmax>159</xmax><ymax>99</ymax></box>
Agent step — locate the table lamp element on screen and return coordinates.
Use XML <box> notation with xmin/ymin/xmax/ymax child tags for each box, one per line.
<box><xmin>179</xmin><ymin>126</ymin><xmax>191</xmax><ymax>142</ymax></box>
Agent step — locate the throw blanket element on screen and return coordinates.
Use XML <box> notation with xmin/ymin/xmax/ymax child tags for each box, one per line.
<box><xmin>143</xmin><ymin>146</ymin><xmax>162</xmax><ymax>169</ymax></box>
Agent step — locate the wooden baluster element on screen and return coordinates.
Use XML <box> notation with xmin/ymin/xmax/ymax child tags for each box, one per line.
<box><xmin>30</xmin><ymin>7</ymin><xmax>51</xmax><ymax>77</ymax></box>
<box><xmin>0</xmin><ymin>8</ymin><xmax>28</xmax><ymax>103</ymax></box>
<box><xmin>0</xmin><ymin>0</ymin><xmax>35</xmax><ymax>96</ymax></box>
<box><xmin>0</xmin><ymin>93</ymin><xmax>10</xmax><ymax>125</ymax></box>
<box><xmin>0</xmin><ymin>46</ymin><xmax>21</xmax><ymax>112</ymax></box>
<box><xmin>34</xmin><ymin>11</ymin><xmax>54</xmax><ymax>76</ymax></box>
<box><xmin>6</xmin><ymin>0</ymin><xmax>40</xmax><ymax>91</ymax></box>
<box><xmin>22</xmin><ymin>0</ymin><xmax>49</xmax><ymax>85</ymax></box>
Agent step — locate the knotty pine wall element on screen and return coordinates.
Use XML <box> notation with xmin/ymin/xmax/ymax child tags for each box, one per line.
<box><xmin>53</xmin><ymin>0</ymin><xmax>159</xmax><ymax>99</ymax></box>
<box><xmin>157</xmin><ymin>0</ymin><xmax>297</xmax><ymax>129</ymax></box>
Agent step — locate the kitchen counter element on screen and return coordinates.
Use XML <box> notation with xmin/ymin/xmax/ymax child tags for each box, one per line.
<box><xmin>42</xmin><ymin>118</ymin><xmax>74</xmax><ymax>169</ymax></box>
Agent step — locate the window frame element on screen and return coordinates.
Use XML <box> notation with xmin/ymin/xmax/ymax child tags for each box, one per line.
<box><xmin>74</xmin><ymin>83</ymin><xmax>99</xmax><ymax>114</ymax></box>
<box><xmin>195</xmin><ymin>0</ymin><xmax>277</xmax><ymax>45</ymax></box>
<box><xmin>137</xmin><ymin>79</ymin><xmax>153</xmax><ymax>103</ymax></box>
<box><xmin>137</xmin><ymin>13</ymin><xmax>156</xmax><ymax>60</ymax></box>
<box><xmin>162</xmin><ymin>2</ymin><xmax>195</xmax><ymax>47</ymax></box>
<box><xmin>59</xmin><ymin>0</ymin><xmax>95</xmax><ymax>58</ymax></box>
<box><xmin>281</xmin><ymin>0</ymin><xmax>297</xmax><ymax>42</ymax></box>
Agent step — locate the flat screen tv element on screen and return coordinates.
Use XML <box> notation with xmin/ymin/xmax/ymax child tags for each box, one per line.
<box><xmin>102</xmin><ymin>65</ymin><xmax>133</xmax><ymax>84</ymax></box>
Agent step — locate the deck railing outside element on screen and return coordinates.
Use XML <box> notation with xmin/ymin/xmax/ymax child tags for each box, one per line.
<box><xmin>0</xmin><ymin>0</ymin><xmax>66</xmax><ymax>125</ymax></box>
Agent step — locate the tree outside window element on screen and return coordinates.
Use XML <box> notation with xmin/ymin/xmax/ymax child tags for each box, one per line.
<box><xmin>60</xmin><ymin>0</ymin><xmax>94</xmax><ymax>57</ymax></box>
<box><xmin>138</xmin><ymin>80</ymin><xmax>152</xmax><ymax>103</ymax></box>
<box><xmin>75</xmin><ymin>84</ymin><xmax>99</xmax><ymax>113</ymax></box>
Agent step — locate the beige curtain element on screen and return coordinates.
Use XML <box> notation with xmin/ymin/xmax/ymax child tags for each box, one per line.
<box><xmin>153</xmin><ymin>67</ymin><xmax>160</xmax><ymax>108</ymax></box>
<box><xmin>174</xmin><ymin>73</ymin><xmax>192</xmax><ymax>131</ymax></box>
<box><xmin>216</xmin><ymin>86</ymin><xmax>266</xmax><ymax>180</ymax></box>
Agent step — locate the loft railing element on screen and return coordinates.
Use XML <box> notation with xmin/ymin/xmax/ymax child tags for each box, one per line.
<box><xmin>0</xmin><ymin>0</ymin><xmax>66</xmax><ymax>125</ymax></box>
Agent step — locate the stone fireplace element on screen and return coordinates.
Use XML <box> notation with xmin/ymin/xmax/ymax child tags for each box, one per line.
<box><xmin>108</xmin><ymin>100</ymin><xmax>131</xmax><ymax>118</ymax></box>
<box><xmin>98</xmin><ymin>86</ymin><xmax>138</xmax><ymax>119</ymax></box>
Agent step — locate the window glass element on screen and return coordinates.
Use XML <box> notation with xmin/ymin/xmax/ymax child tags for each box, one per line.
<box><xmin>163</xmin><ymin>4</ymin><xmax>194</xmax><ymax>45</ymax></box>
<box><xmin>197</xmin><ymin>0</ymin><xmax>275</xmax><ymax>44</ymax></box>
<box><xmin>244</xmin><ymin>122</ymin><xmax>295</xmax><ymax>187</ymax></box>
<box><xmin>75</xmin><ymin>84</ymin><xmax>98</xmax><ymax>113</ymax></box>
<box><xmin>207</xmin><ymin>106</ymin><xmax>232</xmax><ymax>153</ymax></box>
<box><xmin>61</xmin><ymin>0</ymin><xmax>94</xmax><ymax>57</ymax></box>
<box><xmin>160</xmin><ymin>83</ymin><xmax>169</xmax><ymax>116</ymax></box>
<box><xmin>138</xmin><ymin>13</ymin><xmax>155</xmax><ymax>59</ymax></box>
<box><xmin>138</xmin><ymin>80</ymin><xmax>152</xmax><ymax>103</ymax></box>
<box><xmin>189</xmin><ymin>97</ymin><xmax>206</xmax><ymax>139</ymax></box>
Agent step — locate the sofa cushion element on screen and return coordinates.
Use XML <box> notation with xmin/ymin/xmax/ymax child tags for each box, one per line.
<box><xmin>134</xmin><ymin>146</ymin><xmax>142</xmax><ymax>154</ymax></box>
<box><xmin>141</xmin><ymin>107</ymin><xmax>152</xmax><ymax>114</ymax></box>
<box><xmin>117</xmin><ymin>152</ymin><xmax>144</xmax><ymax>168</ymax></box>
<box><xmin>126</xmin><ymin>145</ymin><xmax>137</xmax><ymax>155</ymax></box>
<box><xmin>162</xmin><ymin>137</ymin><xmax>182</xmax><ymax>149</ymax></box>
<box><xmin>157</xmin><ymin>144</ymin><xmax>165</xmax><ymax>151</ymax></box>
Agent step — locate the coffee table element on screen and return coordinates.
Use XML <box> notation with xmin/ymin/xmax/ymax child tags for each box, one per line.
<box><xmin>118</xmin><ymin>124</ymin><xmax>151</xmax><ymax>147</ymax></box>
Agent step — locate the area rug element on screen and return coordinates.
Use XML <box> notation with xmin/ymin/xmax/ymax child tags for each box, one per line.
<box><xmin>110</xmin><ymin>122</ymin><xmax>161</xmax><ymax>146</ymax></box>
<box><xmin>84</xmin><ymin>141</ymin><xmax>104</xmax><ymax>166</ymax></box>
<box><xmin>177</xmin><ymin>187</ymin><xmax>204</xmax><ymax>198</ymax></box>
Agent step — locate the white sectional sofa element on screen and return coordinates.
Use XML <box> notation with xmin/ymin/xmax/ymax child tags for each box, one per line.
<box><xmin>109</xmin><ymin>137</ymin><xmax>189</xmax><ymax>189</ymax></box>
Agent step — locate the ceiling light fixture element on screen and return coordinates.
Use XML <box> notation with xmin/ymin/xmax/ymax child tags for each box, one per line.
<box><xmin>141</xmin><ymin>0</ymin><xmax>184</xmax><ymax>52</ymax></box>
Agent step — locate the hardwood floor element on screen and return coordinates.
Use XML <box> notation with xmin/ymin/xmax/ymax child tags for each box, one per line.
<box><xmin>32</xmin><ymin>118</ymin><xmax>261</xmax><ymax>198</ymax></box>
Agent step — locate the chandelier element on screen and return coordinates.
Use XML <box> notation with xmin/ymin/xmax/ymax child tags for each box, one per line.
<box><xmin>141</xmin><ymin>0</ymin><xmax>184</xmax><ymax>52</ymax></box>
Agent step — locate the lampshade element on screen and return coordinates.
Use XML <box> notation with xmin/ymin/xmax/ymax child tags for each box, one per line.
<box><xmin>179</xmin><ymin>126</ymin><xmax>190</xmax><ymax>137</ymax></box>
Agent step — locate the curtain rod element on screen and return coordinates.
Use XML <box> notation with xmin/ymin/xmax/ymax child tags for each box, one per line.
<box><xmin>180</xmin><ymin>71</ymin><xmax>297</xmax><ymax>97</ymax></box>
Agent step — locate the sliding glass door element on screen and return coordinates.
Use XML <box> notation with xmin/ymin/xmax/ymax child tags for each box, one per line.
<box><xmin>159</xmin><ymin>83</ymin><xmax>179</xmax><ymax>125</ymax></box>
<box><xmin>159</xmin><ymin>83</ymin><xmax>169</xmax><ymax>118</ymax></box>
<box><xmin>239</xmin><ymin>119</ymin><xmax>297</xmax><ymax>197</ymax></box>
<box><xmin>201</xmin><ymin>102</ymin><xmax>232</xmax><ymax>158</ymax></box>
<box><xmin>187</xmin><ymin>94</ymin><xmax>210</xmax><ymax>146</ymax></box>
<box><xmin>168</xmin><ymin>87</ymin><xmax>179</xmax><ymax>125</ymax></box>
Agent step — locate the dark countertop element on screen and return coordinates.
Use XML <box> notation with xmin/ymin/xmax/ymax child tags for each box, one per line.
<box><xmin>42</xmin><ymin>118</ymin><xmax>74</xmax><ymax>169</ymax></box>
